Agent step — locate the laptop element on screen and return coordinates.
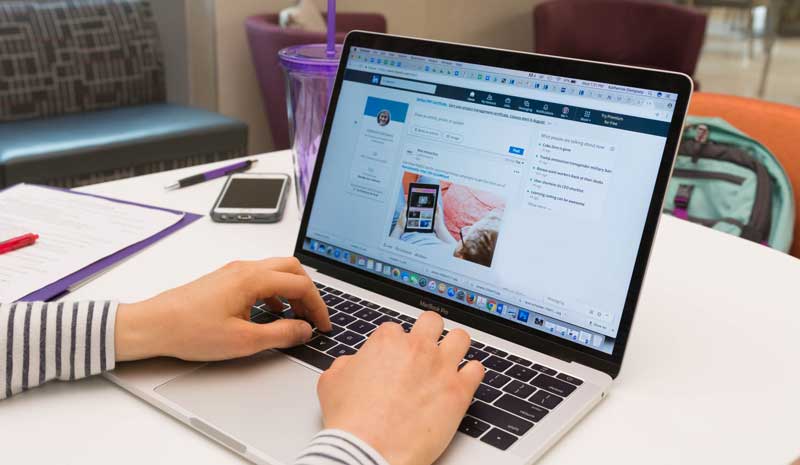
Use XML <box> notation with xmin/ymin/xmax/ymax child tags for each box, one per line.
<box><xmin>106</xmin><ymin>32</ymin><xmax>692</xmax><ymax>465</ymax></box>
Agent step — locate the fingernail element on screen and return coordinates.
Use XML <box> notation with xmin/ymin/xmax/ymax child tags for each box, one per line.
<box><xmin>297</xmin><ymin>321</ymin><xmax>313</xmax><ymax>342</ymax></box>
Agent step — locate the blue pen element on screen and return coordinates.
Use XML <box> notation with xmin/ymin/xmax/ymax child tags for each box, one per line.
<box><xmin>165</xmin><ymin>159</ymin><xmax>257</xmax><ymax>190</ymax></box>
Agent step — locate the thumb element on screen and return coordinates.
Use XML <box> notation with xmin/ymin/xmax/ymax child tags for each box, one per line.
<box><xmin>242</xmin><ymin>318</ymin><xmax>314</xmax><ymax>350</ymax></box>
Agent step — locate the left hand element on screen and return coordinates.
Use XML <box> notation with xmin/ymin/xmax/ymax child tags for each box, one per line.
<box><xmin>114</xmin><ymin>257</ymin><xmax>330</xmax><ymax>362</ymax></box>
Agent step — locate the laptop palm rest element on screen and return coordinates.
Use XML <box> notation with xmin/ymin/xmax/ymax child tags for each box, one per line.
<box><xmin>155</xmin><ymin>350</ymin><xmax>323</xmax><ymax>463</ymax></box>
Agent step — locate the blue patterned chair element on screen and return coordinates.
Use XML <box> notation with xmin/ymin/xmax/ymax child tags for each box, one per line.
<box><xmin>0</xmin><ymin>0</ymin><xmax>248</xmax><ymax>188</ymax></box>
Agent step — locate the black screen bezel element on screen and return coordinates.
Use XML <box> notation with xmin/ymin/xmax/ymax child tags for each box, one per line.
<box><xmin>293</xmin><ymin>32</ymin><xmax>692</xmax><ymax>378</ymax></box>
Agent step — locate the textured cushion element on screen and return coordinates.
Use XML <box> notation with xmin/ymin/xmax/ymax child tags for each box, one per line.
<box><xmin>0</xmin><ymin>104</ymin><xmax>248</xmax><ymax>186</ymax></box>
<box><xmin>0</xmin><ymin>0</ymin><xmax>165</xmax><ymax>122</ymax></box>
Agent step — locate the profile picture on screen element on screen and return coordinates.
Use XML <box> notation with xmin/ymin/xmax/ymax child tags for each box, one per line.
<box><xmin>377</xmin><ymin>109</ymin><xmax>391</xmax><ymax>126</ymax></box>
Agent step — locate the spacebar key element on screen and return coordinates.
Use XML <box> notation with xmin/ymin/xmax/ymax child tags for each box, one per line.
<box><xmin>281</xmin><ymin>345</ymin><xmax>335</xmax><ymax>371</ymax></box>
<box><xmin>467</xmin><ymin>401</ymin><xmax>533</xmax><ymax>436</ymax></box>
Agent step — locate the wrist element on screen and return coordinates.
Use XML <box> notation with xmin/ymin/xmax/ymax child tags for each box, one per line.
<box><xmin>115</xmin><ymin>300</ymin><xmax>171</xmax><ymax>361</ymax></box>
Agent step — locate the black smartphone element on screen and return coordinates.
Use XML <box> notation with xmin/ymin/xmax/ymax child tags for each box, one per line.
<box><xmin>404</xmin><ymin>183</ymin><xmax>439</xmax><ymax>233</ymax></box>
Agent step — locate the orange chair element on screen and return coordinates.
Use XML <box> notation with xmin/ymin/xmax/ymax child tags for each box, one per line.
<box><xmin>688</xmin><ymin>92</ymin><xmax>800</xmax><ymax>258</ymax></box>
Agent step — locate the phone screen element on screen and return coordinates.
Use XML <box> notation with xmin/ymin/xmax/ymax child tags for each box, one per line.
<box><xmin>405</xmin><ymin>183</ymin><xmax>439</xmax><ymax>233</ymax></box>
<box><xmin>218</xmin><ymin>178</ymin><xmax>285</xmax><ymax>209</ymax></box>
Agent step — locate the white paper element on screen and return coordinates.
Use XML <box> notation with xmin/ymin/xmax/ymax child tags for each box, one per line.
<box><xmin>0</xmin><ymin>184</ymin><xmax>184</xmax><ymax>301</ymax></box>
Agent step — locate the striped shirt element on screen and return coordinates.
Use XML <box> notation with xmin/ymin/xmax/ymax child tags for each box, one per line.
<box><xmin>0</xmin><ymin>301</ymin><xmax>388</xmax><ymax>465</ymax></box>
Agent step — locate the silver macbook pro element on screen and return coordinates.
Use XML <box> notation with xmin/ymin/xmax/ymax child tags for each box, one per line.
<box><xmin>106</xmin><ymin>32</ymin><xmax>692</xmax><ymax>465</ymax></box>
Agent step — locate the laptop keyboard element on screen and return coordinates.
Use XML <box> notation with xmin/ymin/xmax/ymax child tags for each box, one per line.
<box><xmin>249</xmin><ymin>281</ymin><xmax>584</xmax><ymax>451</ymax></box>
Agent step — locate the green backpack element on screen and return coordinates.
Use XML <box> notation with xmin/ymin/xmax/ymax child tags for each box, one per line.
<box><xmin>663</xmin><ymin>116</ymin><xmax>795</xmax><ymax>253</ymax></box>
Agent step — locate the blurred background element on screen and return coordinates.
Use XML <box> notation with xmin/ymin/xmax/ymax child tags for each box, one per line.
<box><xmin>148</xmin><ymin>0</ymin><xmax>799</xmax><ymax>154</ymax></box>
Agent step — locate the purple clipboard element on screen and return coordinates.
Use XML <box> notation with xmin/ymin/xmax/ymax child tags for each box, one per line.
<box><xmin>19</xmin><ymin>186</ymin><xmax>202</xmax><ymax>302</ymax></box>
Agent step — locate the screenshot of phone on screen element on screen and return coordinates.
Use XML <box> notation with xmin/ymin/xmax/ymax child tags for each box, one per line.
<box><xmin>405</xmin><ymin>183</ymin><xmax>439</xmax><ymax>233</ymax></box>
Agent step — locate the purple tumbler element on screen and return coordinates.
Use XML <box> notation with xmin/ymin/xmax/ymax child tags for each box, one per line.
<box><xmin>279</xmin><ymin>43</ymin><xmax>342</xmax><ymax>210</ymax></box>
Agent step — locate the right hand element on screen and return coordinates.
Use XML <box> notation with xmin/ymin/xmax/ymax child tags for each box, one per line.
<box><xmin>317</xmin><ymin>312</ymin><xmax>484</xmax><ymax>465</ymax></box>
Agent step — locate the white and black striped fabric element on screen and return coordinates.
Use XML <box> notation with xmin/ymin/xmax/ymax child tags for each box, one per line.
<box><xmin>0</xmin><ymin>301</ymin><xmax>117</xmax><ymax>400</ymax></box>
<box><xmin>297</xmin><ymin>430</ymin><xmax>390</xmax><ymax>465</ymax></box>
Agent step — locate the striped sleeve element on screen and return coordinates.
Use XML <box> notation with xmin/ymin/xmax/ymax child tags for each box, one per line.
<box><xmin>0</xmin><ymin>301</ymin><xmax>117</xmax><ymax>400</ymax></box>
<box><xmin>294</xmin><ymin>429</ymin><xmax>390</xmax><ymax>465</ymax></box>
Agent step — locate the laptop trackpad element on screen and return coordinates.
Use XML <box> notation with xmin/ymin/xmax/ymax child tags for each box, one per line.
<box><xmin>155</xmin><ymin>350</ymin><xmax>323</xmax><ymax>463</ymax></box>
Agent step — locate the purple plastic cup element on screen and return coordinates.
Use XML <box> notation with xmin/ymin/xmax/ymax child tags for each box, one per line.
<box><xmin>279</xmin><ymin>43</ymin><xmax>342</xmax><ymax>210</ymax></box>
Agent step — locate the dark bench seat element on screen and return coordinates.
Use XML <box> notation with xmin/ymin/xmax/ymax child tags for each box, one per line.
<box><xmin>0</xmin><ymin>104</ymin><xmax>247</xmax><ymax>188</ymax></box>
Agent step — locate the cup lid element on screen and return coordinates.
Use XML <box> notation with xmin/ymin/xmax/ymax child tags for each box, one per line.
<box><xmin>279</xmin><ymin>44</ymin><xmax>342</xmax><ymax>73</ymax></box>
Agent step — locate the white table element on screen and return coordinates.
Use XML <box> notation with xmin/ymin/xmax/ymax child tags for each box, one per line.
<box><xmin>3</xmin><ymin>151</ymin><xmax>799</xmax><ymax>465</ymax></box>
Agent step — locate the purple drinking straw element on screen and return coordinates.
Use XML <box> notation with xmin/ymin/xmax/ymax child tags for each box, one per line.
<box><xmin>326</xmin><ymin>0</ymin><xmax>336</xmax><ymax>58</ymax></box>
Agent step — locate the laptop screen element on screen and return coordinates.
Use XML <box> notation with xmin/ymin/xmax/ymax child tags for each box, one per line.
<box><xmin>301</xmin><ymin>45</ymin><xmax>677</xmax><ymax>355</ymax></box>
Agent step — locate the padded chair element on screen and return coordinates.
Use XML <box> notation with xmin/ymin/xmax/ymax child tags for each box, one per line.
<box><xmin>245</xmin><ymin>13</ymin><xmax>386</xmax><ymax>150</ymax></box>
<box><xmin>0</xmin><ymin>0</ymin><xmax>248</xmax><ymax>188</ymax></box>
<box><xmin>689</xmin><ymin>92</ymin><xmax>800</xmax><ymax>258</ymax></box>
<box><xmin>533</xmin><ymin>0</ymin><xmax>708</xmax><ymax>81</ymax></box>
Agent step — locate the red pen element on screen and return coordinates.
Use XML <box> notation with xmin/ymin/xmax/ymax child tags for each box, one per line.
<box><xmin>0</xmin><ymin>233</ymin><xmax>39</xmax><ymax>255</ymax></box>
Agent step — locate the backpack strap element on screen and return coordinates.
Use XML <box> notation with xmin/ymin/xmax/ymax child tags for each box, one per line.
<box><xmin>673</xmin><ymin>184</ymin><xmax>693</xmax><ymax>220</ymax></box>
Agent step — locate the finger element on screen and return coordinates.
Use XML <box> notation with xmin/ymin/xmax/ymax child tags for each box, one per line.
<box><xmin>236</xmin><ymin>318</ymin><xmax>313</xmax><ymax>352</ymax></box>
<box><xmin>438</xmin><ymin>328</ymin><xmax>472</xmax><ymax>365</ymax></box>
<box><xmin>410</xmin><ymin>311</ymin><xmax>444</xmax><ymax>342</ymax></box>
<box><xmin>458</xmin><ymin>360</ymin><xmax>485</xmax><ymax>400</ymax></box>
<box><xmin>255</xmin><ymin>257</ymin><xmax>307</xmax><ymax>276</ymax></box>
<box><xmin>252</xmin><ymin>270</ymin><xmax>331</xmax><ymax>332</ymax></box>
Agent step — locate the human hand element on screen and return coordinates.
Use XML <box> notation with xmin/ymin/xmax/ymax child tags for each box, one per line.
<box><xmin>317</xmin><ymin>312</ymin><xmax>484</xmax><ymax>465</ymax></box>
<box><xmin>115</xmin><ymin>257</ymin><xmax>330</xmax><ymax>362</ymax></box>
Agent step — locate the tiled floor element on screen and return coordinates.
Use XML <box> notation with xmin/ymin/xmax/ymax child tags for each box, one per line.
<box><xmin>695</xmin><ymin>8</ymin><xmax>800</xmax><ymax>106</ymax></box>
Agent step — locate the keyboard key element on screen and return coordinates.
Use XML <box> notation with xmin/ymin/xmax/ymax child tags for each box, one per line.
<box><xmin>347</xmin><ymin>320</ymin><xmax>377</xmax><ymax>335</ymax></box>
<box><xmin>331</xmin><ymin>313</ymin><xmax>356</xmax><ymax>326</ymax></box>
<box><xmin>467</xmin><ymin>401</ymin><xmax>533</xmax><ymax>436</ymax></box>
<box><xmin>363</xmin><ymin>302</ymin><xmax>381</xmax><ymax>310</ymax></box>
<box><xmin>322</xmin><ymin>294</ymin><xmax>343</xmax><ymax>306</ymax></box>
<box><xmin>483</xmin><ymin>356</ymin><xmax>513</xmax><ymax>372</ymax></box>
<box><xmin>470</xmin><ymin>340</ymin><xmax>486</xmax><ymax>349</ymax></box>
<box><xmin>335</xmin><ymin>301</ymin><xmax>362</xmax><ymax>314</ymax></box>
<box><xmin>532</xmin><ymin>363</ymin><xmax>557</xmax><ymax>376</ymax></box>
<box><xmin>282</xmin><ymin>345</ymin><xmax>335</xmax><ymax>371</ymax></box>
<box><xmin>503</xmin><ymin>380</ymin><xmax>535</xmax><ymax>399</ymax></box>
<box><xmin>531</xmin><ymin>374</ymin><xmax>577</xmax><ymax>397</ymax></box>
<box><xmin>250</xmin><ymin>311</ymin><xmax>279</xmax><ymax>324</ymax></box>
<box><xmin>322</xmin><ymin>324</ymin><xmax>345</xmax><ymax>337</ymax></box>
<box><xmin>379</xmin><ymin>307</ymin><xmax>400</xmax><ymax>317</ymax></box>
<box><xmin>324</xmin><ymin>288</ymin><xmax>343</xmax><ymax>296</ymax></box>
<box><xmin>353</xmin><ymin>339</ymin><xmax>366</xmax><ymax>350</ymax></box>
<box><xmin>458</xmin><ymin>416</ymin><xmax>491</xmax><ymax>438</ymax></box>
<box><xmin>556</xmin><ymin>373</ymin><xmax>584</xmax><ymax>386</ymax></box>
<box><xmin>373</xmin><ymin>314</ymin><xmax>399</xmax><ymax>326</ymax></box>
<box><xmin>327</xmin><ymin>344</ymin><xmax>357</xmax><ymax>357</ymax></box>
<box><xmin>483</xmin><ymin>346</ymin><xmax>508</xmax><ymax>357</ymax></box>
<box><xmin>281</xmin><ymin>308</ymin><xmax>296</xmax><ymax>319</ymax></box>
<box><xmin>480</xmin><ymin>428</ymin><xmax>518</xmax><ymax>451</ymax></box>
<box><xmin>314</xmin><ymin>281</ymin><xmax>325</xmax><ymax>289</ymax></box>
<box><xmin>401</xmin><ymin>322</ymin><xmax>413</xmax><ymax>333</ymax></box>
<box><xmin>506</xmin><ymin>354</ymin><xmax>532</xmax><ymax>367</ymax></box>
<box><xmin>307</xmin><ymin>335</ymin><xmax>337</xmax><ymax>352</ymax></box>
<box><xmin>495</xmin><ymin>394</ymin><xmax>549</xmax><ymax>423</ymax></box>
<box><xmin>506</xmin><ymin>364</ymin><xmax>536</xmax><ymax>382</ymax></box>
<box><xmin>334</xmin><ymin>331</ymin><xmax>365</xmax><ymax>346</ymax></box>
<box><xmin>475</xmin><ymin>384</ymin><xmax>502</xmax><ymax>403</ymax></box>
<box><xmin>483</xmin><ymin>370</ymin><xmax>511</xmax><ymax>389</ymax></box>
<box><xmin>398</xmin><ymin>314</ymin><xmax>416</xmax><ymax>323</ymax></box>
<box><xmin>341</xmin><ymin>293</ymin><xmax>361</xmax><ymax>303</ymax></box>
<box><xmin>465</xmin><ymin>347</ymin><xmax>490</xmax><ymax>361</ymax></box>
<box><xmin>353</xmin><ymin>308</ymin><xmax>381</xmax><ymax>321</ymax></box>
<box><xmin>530</xmin><ymin>390</ymin><xmax>563</xmax><ymax>409</ymax></box>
